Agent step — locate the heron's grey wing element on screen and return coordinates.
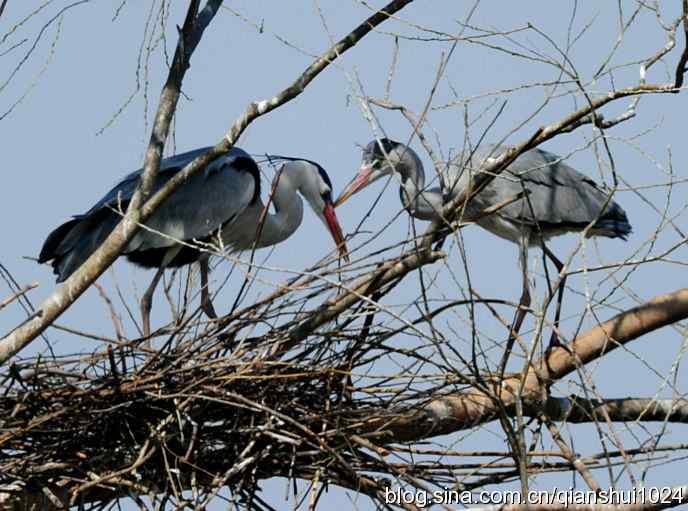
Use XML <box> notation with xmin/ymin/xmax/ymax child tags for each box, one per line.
<box><xmin>486</xmin><ymin>147</ymin><xmax>627</xmax><ymax>231</ymax></box>
<box><xmin>41</xmin><ymin>148</ymin><xmax>213</xmax><ymax>261</ymax></box>
<box><xmin>83</xmin><ymin>146</ymin><xmax>251</xmax><ymax>216</ymax></box>
<box><xmin>126</xmin><ymin>159</ymin><xmax>256</xmax><ymax>252</ymax></box>
<box><xmin>40</xmin><ymin>147</ymin><xmax>254</xmax><ymax>280</ymax></box>
<box><xmin>440</xmin><ymin>143</ymin><xmax>507</xmax><ymax>218</ymax></box>
<box><xmin>443</xmin><ymin>144</ymin><xmax>630</xmax><ymax>240</ymax></box>
<box><xmin>162</xmin><ymin>146</ymin><xmax>250</xmax><ymax>178</ymax></box>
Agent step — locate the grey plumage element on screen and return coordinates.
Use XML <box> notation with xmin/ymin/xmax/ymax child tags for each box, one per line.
<box><xmin>38</xmin><ymin>146</ymin><xmax>258</xmax><ymax>282</ymax></box>
<box><xmin>447</xmin><ymin>143</ymin><xmax>632</xmax><ymax>245</ymax></box>
<box><xmin>220</xmin><ymin>158</ymin><xmax>341</xmax><ymax>252</ymax></box>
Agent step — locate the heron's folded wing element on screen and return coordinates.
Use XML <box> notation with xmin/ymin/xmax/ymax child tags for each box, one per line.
<box><xmin>492</xmin><ymin>148</ymin><xmax>621</xmax><ymax>228</ymax></box>
<box><xmin>126</xmin><ymin>161</ymin><xmax>256</xmax><ymax>252</ymax></box>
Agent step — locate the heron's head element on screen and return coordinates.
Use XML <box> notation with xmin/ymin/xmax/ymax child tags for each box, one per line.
<box><xmin>282</xmin><ymin>160</ymin><xmax>349</xmax><ymax>262</ymax></box>
<box><xmin>334</xmin><ymin>138</ymin><xmax>406</xmax><ymax>207</ymax></box>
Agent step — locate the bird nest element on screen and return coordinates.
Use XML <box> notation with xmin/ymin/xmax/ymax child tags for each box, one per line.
<box><xmin>0</xmin><ymin>259</ymin><xmax>455</xmax><ymax>510</ymax></box>
<box><xmin>1</xmin><ymin>344</ymin><xmax>366</xmax><ymax>505</ymax></box>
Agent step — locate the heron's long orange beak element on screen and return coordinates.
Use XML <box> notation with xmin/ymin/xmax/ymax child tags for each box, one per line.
<box><xmin>334</xmin><ymin>164</ymin><xmax>374</xmax><ymax>208</ymax></box>
<box><xmin>323</xmin><ymin>202</ymin><xmax>350</xmax><ymax>262</ymax></box>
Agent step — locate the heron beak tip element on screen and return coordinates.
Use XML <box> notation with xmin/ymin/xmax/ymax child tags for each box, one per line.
<box><xmin>323</xmin><ymin>203</ymin><xmax>350</xmax><ymax>263</ymax></box>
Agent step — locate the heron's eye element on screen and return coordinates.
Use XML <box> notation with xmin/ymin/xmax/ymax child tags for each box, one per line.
<box><xmin>321</xmin><ymin>190</ymin><xmax>333</xmax><ymax>203</ymax></box>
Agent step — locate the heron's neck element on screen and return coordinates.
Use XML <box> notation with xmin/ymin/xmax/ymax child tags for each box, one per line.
<box><xmin>254</xmin><ymin>170</ymin><xmax>304</xmax><ymax>248</ymax></box>
<box><xmin>396</xmin><ymin>149</ymin><xmax>444</xmax><ymax>220</ymax></box>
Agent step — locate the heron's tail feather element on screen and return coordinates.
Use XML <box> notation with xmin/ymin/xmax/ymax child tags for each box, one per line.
<box><xmin>591</xmin><ymin>202</ymin><xmax>632</xmax><ymax>240</ymax></box>
<box><xmin>38</xmin><ymin>211</ymin><xmax>120</xmax><ymax>282</ymax></box>
<box><xmin>38</xmin><ymin>218</ymin><xmax>81</xmax><ymax>264</ymax></box>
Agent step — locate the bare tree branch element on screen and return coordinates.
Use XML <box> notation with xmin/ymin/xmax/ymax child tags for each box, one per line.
<box><xmin>0</xmin><ymin>283</ymin><xmax>37</xmax><ymax>312</ymax></box>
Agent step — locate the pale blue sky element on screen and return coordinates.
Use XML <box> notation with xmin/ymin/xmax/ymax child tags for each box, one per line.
<box><xmin>2</xmin><ymin>1</ymin><xmax>687</xmax><ymax>509</ymax></box>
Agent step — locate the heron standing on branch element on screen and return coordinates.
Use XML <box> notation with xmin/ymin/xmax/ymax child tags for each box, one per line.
<box><xmin>39</xmin><ymin>147</ymin><xmax>348</xmax><ymax>336</ymax></box>
<box><xmin>335</xmin><ymin>138</ymin><xmax>631</xmax><ymax>350</ymax></box>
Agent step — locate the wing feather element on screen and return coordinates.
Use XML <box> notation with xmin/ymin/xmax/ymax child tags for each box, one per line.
<box><xmin>453</xmin><ymin>145</ymin><xmax>624</xmax><ymax>226</ymax></box>
<box><xmin>39</xmin><ymin>146</ymin><xmax>256</xmax><ymax>281</ymax></box>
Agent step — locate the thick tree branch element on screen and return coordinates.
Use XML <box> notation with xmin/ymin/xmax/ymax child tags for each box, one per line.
<box><xmin>360</xmin><ymin>289</ymin><xmax>688</xmax><ymax>443</ymax></box>
<box><xmin>534</xmin><ymin>397</ymin><xmax>688</xmax><ymax>424</ymax></box>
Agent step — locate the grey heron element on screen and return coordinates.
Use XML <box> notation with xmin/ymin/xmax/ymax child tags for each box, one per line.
<box><xmin>39</xmin><ymin>146</ymin><xmax>348</xmax><ymax>336</ymax></box>
<box><xmin>335</xmin><ymin>138</ymin><xmax>631</xmax><ymax>350</ymax></box>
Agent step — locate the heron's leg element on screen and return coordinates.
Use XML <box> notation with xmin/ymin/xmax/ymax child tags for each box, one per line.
<box><xmin>543</xmin><ymin>245</ymin><xmax>565</xmax><ymax>349</ymax></box>
<box><xmin>512</xmin><ymin>238</ymin><xmax>532</xmax><ymax>336</ymax></box>
<box><xmin>199</xmin><ymin>257</ymin><xmax>217</xmax><ymax>319</ymax></box>
<box><xmin>499</xmin><ymin>236</ymin><xmax>531</xmax><ymax>376</ymax></box>
<box><xmin>140</xmin><ymin>245</ymin><xmax>182</xmax><ymax>337</ymax></box>
<box><xmin>141</xmin><ymin>266</ymin><xmax>165</xmax><ymax>337</ymax></box>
